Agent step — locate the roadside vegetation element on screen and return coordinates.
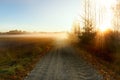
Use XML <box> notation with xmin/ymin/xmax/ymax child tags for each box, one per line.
<box><xmin>70</xmin><ymin>0</ymin><xmax>120</xmax><ymax>79</ymax></box>
<box><xmin>71</xmin><ymin>21</ymin><xmax>120</xmax><ymax>80</ymax></box>
<box><xmin>0</xmin><ymin>37</ymin><xmax>53</xmax><ymax>80</ymax></box>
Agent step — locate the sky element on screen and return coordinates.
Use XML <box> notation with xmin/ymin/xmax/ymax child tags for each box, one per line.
<box><xmin>0</xmin><ymin>0</ymin><xmax>82</xmax><ymax>32</ymax></box>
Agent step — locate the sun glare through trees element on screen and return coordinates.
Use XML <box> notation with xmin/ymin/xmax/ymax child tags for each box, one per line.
<box><xmin>0</xmin><ymin>0</ymin><xmax>120</xmax><ymax>80</ymax></box>
<box><xmin>96</xmin><ymin>0</ymin><xmax>117</xmax><ymax>32</ymax></box>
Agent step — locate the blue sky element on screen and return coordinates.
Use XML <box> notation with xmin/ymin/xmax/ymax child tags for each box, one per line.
<box><xmin>0</xmin><ymin>0</ymin><xmax>82</xmax><ymax>32</ymax></box>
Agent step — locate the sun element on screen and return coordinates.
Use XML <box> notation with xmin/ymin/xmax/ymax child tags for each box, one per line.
<box><xmin>99</xmin><ymin>24</ymin><xmax>111</xmax><ymax>32</ymax></box>
<box><xmin>99</xmin><ymin>13</ymin><xmax>112</xmax><ymax>32</ymax></box>
<box><xmin>95</xmin><ymin>0</ymin><xmax>117</xmax><ymax>32</ymax></box>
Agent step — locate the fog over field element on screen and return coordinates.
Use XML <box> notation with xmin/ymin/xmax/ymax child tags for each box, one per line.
<box><xmin>0</xmin><ymin>32</ymin><xmax>68</xmax><ymax>38</ymax></box>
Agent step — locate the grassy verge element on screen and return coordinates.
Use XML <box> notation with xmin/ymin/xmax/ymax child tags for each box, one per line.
<box><xmin>0</xmin><ymin>37</ymin><xmax>54</xmax><ymax>80</ymax></box>
<box><xmin>75</xmin><ymin>45</ymin><xmax>120</xmax><ymax>80</ymax></box>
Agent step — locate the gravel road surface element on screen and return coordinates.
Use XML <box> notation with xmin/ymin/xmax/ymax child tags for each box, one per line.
<box><xmin>24</xmin><ymin>45</ymin><xmax>103</xmax><ymax>80</ymax></box>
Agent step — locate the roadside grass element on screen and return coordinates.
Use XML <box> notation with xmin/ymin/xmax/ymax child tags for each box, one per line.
<box><xmin>75</xmin><ymin>45</ymin><xmax>120</xmax><ymax>80</ymax></box>
<box><xmin>113</xmin><ymin>46</ymin><xmax>120</xmax><ymax>75</ymax></box>
<box><xmin>0</xmin><ymin>37</ymin><xmax>53</xmax><ymax>80</ymax></box>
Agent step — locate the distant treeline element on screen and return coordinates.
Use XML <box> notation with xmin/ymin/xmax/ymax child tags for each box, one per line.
<box><xmin>0</xmin><ymin>30</ymin><xmax>66</xmax><ymax>35</ymax></box>
<box><xmin>0</xmin><ymin>30</ymin><xmax>67</xmax><ymax>35</ymax></box>
<box><xmin>0</xmin><ymin>30</ymin><xmax>29</xmax><ymax>34</ymax></box>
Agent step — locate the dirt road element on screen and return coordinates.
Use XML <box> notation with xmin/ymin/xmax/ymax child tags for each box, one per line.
<box><xmin>24</xmin><ymin>45</ymin><xmax>103</xmax><ymax>80</ymax></box>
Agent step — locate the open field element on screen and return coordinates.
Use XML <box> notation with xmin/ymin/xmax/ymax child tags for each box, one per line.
<box><xmin>0</xmin><ymin>36</ymin><xmax>54</xmax><ymax>80</ymax></box>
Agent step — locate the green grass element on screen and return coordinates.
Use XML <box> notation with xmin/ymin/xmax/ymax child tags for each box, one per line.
<box><xmin>0</xmin><ymin>37</ymin><xmax>53</xmax><ymax>80</ymax></box>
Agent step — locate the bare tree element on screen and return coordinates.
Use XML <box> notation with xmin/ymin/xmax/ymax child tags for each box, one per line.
<box><xmin>113</xmin><ymin>0</ymin><xmax>120</xmax><ymax>32</ymax></box>
<box><xmin>71</xmin><ymin>21</ymin><xmax>80</xmax><ymax>36</ymax></box>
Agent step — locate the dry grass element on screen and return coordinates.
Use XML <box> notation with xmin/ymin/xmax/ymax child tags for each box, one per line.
<box><xmin>0</xmin><ymin>37</ymin><xmax>54</xmax><ymax>80</ymax></box>
<box><xmin>75</xmin><ymin>46</ymin><xmax>120</xmax><ymax>80</ymax></box>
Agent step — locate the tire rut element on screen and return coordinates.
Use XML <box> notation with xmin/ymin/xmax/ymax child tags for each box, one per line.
<box><xmin>24</xmin><ymin>47</ymin><xmax>103</xmax><ymax>80</ymax></box>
